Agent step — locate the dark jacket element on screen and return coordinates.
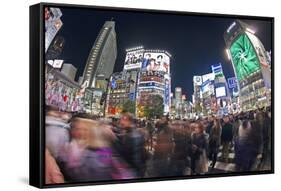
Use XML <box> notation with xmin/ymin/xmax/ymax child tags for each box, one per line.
<box><xmin>191</xmin><ymin>133</ymin><xmax>208</xmax><ymax>159</ymax></box>
<box><xmin>119</xmin><ymin>128</ymin><xmax>145</xmax><ymax>173</ymax></box>
<box><xmin>154</xmin><ymin>123</ymin><xmax>173</xmax><ymax>159</ymax></box>
<box><xmin>221</xmin><ymin>122</ymin><xmax>233</xmax><ymax>142</ymax></box>
<box><xmin>209</xmin><ymin>126</ymin><xmax>222</xmax><ymax>152</ymax></box>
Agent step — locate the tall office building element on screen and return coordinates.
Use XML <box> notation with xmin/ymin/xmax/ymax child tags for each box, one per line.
<box><xmin>45</xmin><ymin>7</ymin><xmax>63</xmax><ymax>53</ymax></box>
<box><xmin>224</xmin><ymin>20</ymin><xmax>271</xmax><ymax>111</ymax></box>
<box><xmin>82</xmin><ymin>21</ymin><xmax>117</xmax><ymax>90</ymax></box>
<box><xmin>136</xmin><ymin>49</ymin><xmax>171</xmax><ymax>116</ymax></box>
<box><xmin>175</xmin><ymin>87</ymin><xmax>182</xmax><ymax>103</ymax></box>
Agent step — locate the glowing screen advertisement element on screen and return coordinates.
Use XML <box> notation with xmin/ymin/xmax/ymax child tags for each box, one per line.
<box><xmin>215</xmin><ymin>86</ymin><xmax>226</xmax><ymax>98</ymax></box>
<box><xmin>230</xmin><ymin>34</ymin><xmax>261</xmax><ymax>81</ymax></box>
<box><xmin>124</xmin><ymin>49</ymin><xmax>144</xmax><ymax>70</ymax></box>
<box><xmin>142</xmin><ymin>52</ymin><xmax>170</xmax><ymax>73</ymax></box>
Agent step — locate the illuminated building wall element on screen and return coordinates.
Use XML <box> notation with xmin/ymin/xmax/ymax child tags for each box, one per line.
<box><xmin>135</xmin><ymin>49</ymin><xmax>171</xmax><ymax>117</ymax></box>
<box><xmin>224</xmin><ymin>20</ymin><xmax>271</xmax><ymax>111</ymax></box>
<box><xmin>82</xmin><ymin>21</ymin><xmax>117</xmax><ymax>90</ymax></box>
<box><xmin>45</xmin><ymin>7</ymin><xmax>63</xmax><ymax>53</ymax></box>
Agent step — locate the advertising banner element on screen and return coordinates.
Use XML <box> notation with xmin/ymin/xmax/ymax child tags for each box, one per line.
<box><xmin>124</xmin><ymin>49</ymin><xmax>144</xmax><ymax>70</ymax></box>
<box><xmin>230</xmin><ymin>34</ymin><xmax>261</xmax><ymax>81</ymax></box>
<box><xmin>142</xmin><ymin>52</ymin><xmax>170</xmax><ymax>74</ymax></box>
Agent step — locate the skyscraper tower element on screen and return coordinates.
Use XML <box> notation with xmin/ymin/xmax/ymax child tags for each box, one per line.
<box><xmin>175</xmin><ymin>87</ymin><xmax>182</xmax><ymax>103</ymax></box>
<box><xmin>45</xmin><ymin>7</ymin><xmax>63</xmax><ymax>53</ymax></box>
<box><xmin>224</xmin><ymin>20</ymin><xmax>271</xmax><ymax>111</ymax></box>
<box><xmin>82</xmin><ymin>21</ymin><xmax>117</xmax><ymax>90</ymax></box>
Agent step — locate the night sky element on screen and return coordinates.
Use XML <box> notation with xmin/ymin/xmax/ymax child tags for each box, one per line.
<box><xmin>55</xmin><ymin>6</ymin><xmax>272</xmax><ymax>100</ymax></box>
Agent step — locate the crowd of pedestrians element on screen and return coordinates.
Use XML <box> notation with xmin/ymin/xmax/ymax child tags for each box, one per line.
<box><xmin>45</xmin><ymin>105</ymin><xmax>272</xmax><ymax>184</ymax></box>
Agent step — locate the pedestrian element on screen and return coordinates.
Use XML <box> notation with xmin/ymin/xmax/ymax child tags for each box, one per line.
<box><xmin>191</xmin><ymin>122</ymin><xmax>208</xmax><ymax>175</ymax></box>
<box><xmin>221</xmin><ymin>115</ymin><xmax>233</xmax><ymax>163</ymax></box>
<box><xmin>45</xmin><ymin>105</ymin><xmax>71</xmax><ymax>159</ymax></box>
<box><xmin>171</xmin><ymin>120</ymin><xmax>187</xmax><ymax>176</ymax></box>
<box><xmin>59</xmin><ymin>114</ymin><xmax>136</xmax><ymax>182</ymax></box>
<box><xmin>117</xmin><ymin>113</ymin><xmax>146</xmax><ymax>177</ymax></box>
<box><xmin>153</xmin><ymin>116</ymin><xmax>173</xmax><ymax>177</ymax></box>
<box><xmin>146</xmin><ymin>120</ymin><xmax>154</xmax><ymax>151</ymax></box>
<box><xmin>208</xmin><ymin>118</ymin><xmax>222</xmax><ymax>169</ymax></box>
<box><xmin>235</xmin><ymin>113</ymin><xmax>263</xmax><ymax>171</ymax></box>
<box><xmin>45</xmin><ymin>148</ymin><xmax>65</xmax><ymax>184</ymax></box>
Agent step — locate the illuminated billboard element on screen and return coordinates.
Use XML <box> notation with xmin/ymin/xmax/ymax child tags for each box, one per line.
<box><xmin>202</xmin><ymin>73</ymin><xmax>215</xmax><ymax>82</ymax></box>
<box><xmin>123</xmin><ymin>49</ymin><xmax>144</xmax><ymax>70</ymax></box>
<box><xmin>193</xmin><ymin>76</ymin><xmax>202</xmax><ymax>86</ymax></box>
<box><xmin>45</xmin><ymin>8</ymin><xmax>63</xmax><ymax>52</ymax></box>
<box><xmin>142</xmin><ymin>52</ymin><xmax>170</xmax><ymax>73</ymax></box>
<box><xmin>230</xmin><ymin>34</ymin><xmax>261</xmax><ymax>81</ymax></box>
<box><xmin>246</xmin><ymin>31</ymin><xmax>269</xmax><ymax>68</ymax></box>
<box><xmin>215</xmin><ymin>86</ymin><xmax>226</xmax><ymax>98</ymax></box>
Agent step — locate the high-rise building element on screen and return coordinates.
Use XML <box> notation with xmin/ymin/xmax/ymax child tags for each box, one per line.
<box><xmin>61</xmin><ymin>63</ymin><xmax>77</xmax><ymax>81</ymax></box>
<box><xmin>82</xmin><ymin>21</ymin><xmax>117</xmax><ymax>90</ymax></box>
<box><xmin>175</xmin><ymin>87</ymin><xmax>182</xmax><ymax>102</ymax></box>
<box><xmin>81</xmin><ymin>21</ymin><xmax>117</xmax><ymax>115</ymax></box>
<box><xmin>105</xmin><ymin>72</ymin><xmax>130</xmax><ymax>116</ymax></box>
<box><xmin>193</xmin><ymin>76</ymin><xmax>202</xmax><ymax>106</ymax></box>
<box><xmin>104</xmin><ymin>46</ymin><xmax>171</xmax><ymax>118</ymax></box>
<box><xmin>136</xmin><ymin>49</ymin><xmax>171</xmax><ymax>117</ymax></box>
<box><xmin>224</xmin><ymin>20</ymin><xmax>271</xmax><ymax>111</ymax></box>
<box><xmin>45</xmin><ymin>7</ymin><xmax>63</xmax><ymax>53</ymax></box>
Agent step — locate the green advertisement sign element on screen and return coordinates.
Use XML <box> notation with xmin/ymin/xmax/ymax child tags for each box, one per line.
<box><xmin>230</xmin><ymin>34</ymin><xmax>261</xmax><ymax>81</ymax></box>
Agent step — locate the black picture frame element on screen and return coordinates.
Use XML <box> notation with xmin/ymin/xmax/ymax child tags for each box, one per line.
<box><xmin>30</xmin><ymin>2</ymin><xmax>274</xmax><ymax>188</ymax></box>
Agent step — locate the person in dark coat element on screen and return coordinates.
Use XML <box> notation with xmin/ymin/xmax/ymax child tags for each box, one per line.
<box><xmin>221</xmin><ymin>116</ymin><xmax>233</xmax><ymax>162</ymax></box>
<box><xmin>235</xmin><ymin>113</ymin><xmax>263</xmax><ymax>171</ymax></box>
<box><xmin>206</xmin><ymin>115</ymin><xmax>214</xmax><ymax>135</ymax></box>
<box><xmin>153</xmin><ymin>116</ymin><xmax>173</xmax><ymax>177</ymax></box>
<box><xmin>171</xmin><ymin>120</ymin><xmax>189</xmax><ymax>176</ymax></box>
<box><xmin>208</xmin><ymin>118</ymin><xmax>222</xmax><ymax>168</ymax></box>
<box><xmin>117</xmin><ymin>113</ymin><xmax>146</xmax><ymax>177</ymax></box>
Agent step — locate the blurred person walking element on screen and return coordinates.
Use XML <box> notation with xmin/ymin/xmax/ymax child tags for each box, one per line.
<box><xmin>171</xmin><ymin>120</ymin><xmax>188</xmax><ymax>176</ymax></box>
<box><xmin>117</xmin><ymin>113</ymin><xmax>146</xmax><ymax>177</ymax></box>
<box><xmin>221</xmin><ymin>116</ymin><xmax>233</xmax><ymax>163</ymax></box>
<box><xmin>191</xmin><ymin>122</ymin><xmax>208</xmax><ymax>175</ymax></box>
<box><xmin>152</xmin><ymin>116</ymin><xmax>173</xmax><ymax>177</ymax></box>
<box><xmin>45</xmin><ymin>105</ymin><xmax>71</xmax><ymax>159</ymax></box>
<box><xmin>235</xmin><ymin>113</ymin><xmax>263</xmax><ymax>171</ymax></box>
<box><xmin>208</xmin><ymin>118</ymin><xmax>222</xmax><ymax>169</ymax></box>
<box><xmin>59</xmin><ymin>113</ymin><xmax>136</xmax><ymax>182</ymax></box>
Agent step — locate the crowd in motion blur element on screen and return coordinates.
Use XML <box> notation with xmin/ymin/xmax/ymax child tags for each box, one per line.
<box><xmin>45</xmin><ymin>105</ymin><xmax>272</xmax><ymax>184</ymax></box>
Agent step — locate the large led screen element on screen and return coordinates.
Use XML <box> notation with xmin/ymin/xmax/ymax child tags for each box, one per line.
<box><xmin>230</xmin><ymin>34</ymin><xmax>261</xmax><ymax>81</ymax></box>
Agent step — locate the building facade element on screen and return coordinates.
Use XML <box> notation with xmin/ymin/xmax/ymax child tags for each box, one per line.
<box><xmin>105</xmin><ymin>46</ymin><xmax>172</xmax><ymax>118</ymax></box>
<box><xmin>45</xmin><ymin>7</ymin><xmax>63</xmax><ymax>53</ymax></box>
<box><xmin>82</xmin><ymin>21</ymin><xmax>117</xmax><ymax>89</ymax></box>
<box><xmin>224</xmin><ymin>20</ymin><xmax>271</xmax><ymax>111</ymax></box>
<box><xmin>81</xmin><ymin>21</ymin><xmax>117</xmax><ymax>115</ymax></box>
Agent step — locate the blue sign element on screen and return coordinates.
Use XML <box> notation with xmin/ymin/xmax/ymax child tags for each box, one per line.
<box><xmin>211</xmin><ymin>63</ymin><xmax>223</xmax><ymax>74</ymax></box>
<box><xmin>111</xmin><ymin>80</ymin><xmax>117</xmax><ymax>89</ymax></box>
<box><xmin>200</xmin><ymin>79</ymin><xmax>210</xmax><ymax>92</ymax></box>
<box><xmin>227</xmin><ymin>77</ymin><xmax>238</xmax><ymax>89</ymax></box>
<box><xmin>164</xmin><ymin>79</ymin><xmax>170</xmax><ymax>105</ymax></box>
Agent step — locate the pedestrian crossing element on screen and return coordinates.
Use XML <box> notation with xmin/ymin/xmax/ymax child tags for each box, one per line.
<box><xmin>212</xmin><ymin>145</ymin><xmax>236</xmax><ymax>172</ymax></box>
